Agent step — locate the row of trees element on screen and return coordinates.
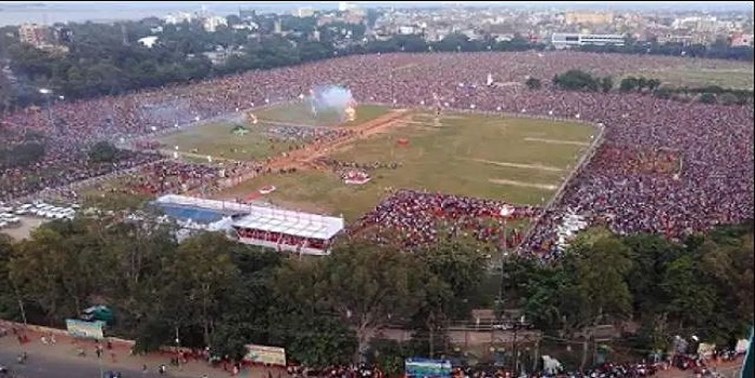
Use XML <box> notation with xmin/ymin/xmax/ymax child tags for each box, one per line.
<box><xmin>0</xmin><ymin>213</ymin><xmax>751</xmax><ymax>371</ymax></box>
<box><xmin>534</xmin><ymin>70</ymin><xmax>752</xmax><ymax>106</ymax></box>
<box><xmin>0</xmin><ymin>217</ymin><xmax>490</xmax><ymax>369</ymax></box>
<box><xmin>619</xmin><ymin>76</ymin><xmax>754</xmax><ymax>106</ymax></box>
<box><xmin>551</xmin><ymin>70</ymin><xmax>614</xmax><ymax>93</ymax></box>
<box><xmin>578</xmin><ymin>39</ymin><xmax>754</xmax><ymax>62</ymax></box>
<box><xmin>503</xmin><ymin>224</ymin><xmax>753</xmax><ymax>369</ymax></box>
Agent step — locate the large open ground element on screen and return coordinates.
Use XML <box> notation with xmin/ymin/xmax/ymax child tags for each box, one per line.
<box><xmin>623</xmin><ymin>60</ymin><xmax>755</xmax><ymax>89</ymax></box>
<box><xmin>256</xmin><ymin>102</ymin><xmax>390</xmax><ymax>127</ymax></box>
<box><xmin>213</xmin><ymin>106</ymin><xmax>596</xmax><ymax>220</ymax></box>
<box><xmin>155</xmin><ymin>122</ymin><xmax>298</xmax><ymax>161</ymax></box>
<box><xmin>154</xmin><ymin>103</ymin><xmax>391</xmax><ymax>162</ymax></box>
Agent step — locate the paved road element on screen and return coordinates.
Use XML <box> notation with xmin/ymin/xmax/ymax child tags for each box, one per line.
<box><xmin>0</xmin><ymin>348</ymin><xmax>169</xmax><ymax>378</ymax></box>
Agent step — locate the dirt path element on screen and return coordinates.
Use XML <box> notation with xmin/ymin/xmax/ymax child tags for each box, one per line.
<box><xmin>265</xmin><ymin>109</ymin><xmax>410</xmax><ymax>171</ymax></box>
<box><xmin>524</xmin><ymin>137</ymin><xmax>590</xmax><ymax>146</ymax></box>
<box><xmin>488</xmin><ymin>179</ymin><xmax>558</xmax><ymax>191</ymax></box>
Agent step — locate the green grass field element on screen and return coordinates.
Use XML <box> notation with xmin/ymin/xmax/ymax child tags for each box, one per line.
<box><xmin>156</xmin><ymin>122</ymin><xmax>297</xmax><ymax>161</ymax></box>
<box><xmin>625</xmin><ymin>61</ymin><xmax>754</xmax><ymax>89</ymax></box>
<box><xmin>256</xmin><ymin>102</ymin><xmax>390</xmax><ymax>127</ymax></box>
<box><xmin>215</xmin><ymin>112</ymin><xmax>596</xmax><ymax>220</ymax></box>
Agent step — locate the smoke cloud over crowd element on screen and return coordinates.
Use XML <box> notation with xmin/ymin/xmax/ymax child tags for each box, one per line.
<box><xmin>309</xmin><ymin>85</ymin><xmax>355</xmax><ymax>119</ymax></box>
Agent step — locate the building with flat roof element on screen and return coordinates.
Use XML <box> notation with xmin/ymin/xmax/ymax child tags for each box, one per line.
<box><xmin>564</xmin><ymin>11</ymin><xmax>614</xmax><ymax>25</ymax></box>
<box><xmin>19</xmin><ymin>23</ymin><xmax>49</xmax><ymax>48</ymax></box>
<box><xmin>551</xmin><ymin>33</ymin><xmax>625</xmax><ymax>49</ymax></box>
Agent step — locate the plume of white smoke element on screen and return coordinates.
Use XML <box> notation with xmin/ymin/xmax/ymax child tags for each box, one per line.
<box><xmin>139</xmin><ymin>96</ymin><xmax>194</xmax><ymax>128</ymax></box>
<box><xmin>310</xmin><ymin>85</ymin><xmax>355</xmax><ymax>120</ymax></box>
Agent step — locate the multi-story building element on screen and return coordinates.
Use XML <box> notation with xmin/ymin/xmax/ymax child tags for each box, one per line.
<box><xmin>52</xmin><ymin>26</ymin><xmax>73</xmax><ymax>44</ymax></box>
<box><xmin>295</xmin><ymin>7</ymin><xmax>315</xmax><ymax>18</ymax></box>
<box><xmin>551</xmin><ymin>33</ymin><xmax>625</xmax><ymax>48</ymax></box>
<box><xmin>338</xmin><ymin>2</ymin><xmax>358</xmax><ymax>12</ymax></box>
<box><xmin>564</xmin><ymin>11</ymin><xmax>614</xmax><ymax>25</ymax></box>
<box><xmin>203</xmin><ymin>16</ymin><xmax>228</xmax><ymax>32</ymax></box>
<box><xmin>731</xmin><ymin>33</ymin><xmax>754</xmax><ymax>47</ymax></box>
<box><xmin>656</xmin><ymin>32</ymin><xmax>694</xmax><ymax>45</ymax></box>
<box><xmin>164</xmin><ymin>12</ymin><xmax>193</xmax><ymax>25</ymax></box>
<box><xmin>19</xmin><ymin>23</ymin><xmax>49</xmax><ymax>47</ymax></box>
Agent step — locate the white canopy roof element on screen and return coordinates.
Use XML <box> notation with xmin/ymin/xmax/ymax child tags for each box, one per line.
<box><xmin>155</xmin><ymin>194</ymin><xmax>344</xmax><ymax>241</ymax></box>
<box><xmin>232</xmin><ymin>205</ymin><xmax>344</xmax><ymax>240</ymax></box>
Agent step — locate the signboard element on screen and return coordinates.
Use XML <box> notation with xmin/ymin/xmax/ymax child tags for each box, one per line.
<box><xmin>243</xmin><ymin>344</ymin><xmax>286</xmax><ymax>366</ymax></box>
<box><xmin>405</xmin><ymin>358</ymin><xmax>452</xmax><ymax>378</ymax></box>
<box><xmin>65</xmin><ymin>319</ymin><xmax>105</xmax><ymax>340</ymax></box>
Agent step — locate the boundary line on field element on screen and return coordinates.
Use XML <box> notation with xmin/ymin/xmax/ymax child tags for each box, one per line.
<box><xmin>364</xmin><ymin>101</ymin><xmax>606</xmax><ymax>256</ymax></box>
<box><xmin>465</xmin><ymin>158</ymin><xmax>565</xmax><ymax>173</ymax></box>
<box><xmin>13</xmin><ymin>97</ymin><xmax>605</xmax><ymax>248</ymax></box>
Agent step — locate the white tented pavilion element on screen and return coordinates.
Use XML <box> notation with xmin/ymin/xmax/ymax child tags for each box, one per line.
<box><xmin>155</xmin><ymin>195</ymin><xmax>344</xmax><ymax>255</ymax></box>
<box><xmin>231</xmin><ymin>206</ymin><xmax>344</xmax><ymax>256</ymax></box>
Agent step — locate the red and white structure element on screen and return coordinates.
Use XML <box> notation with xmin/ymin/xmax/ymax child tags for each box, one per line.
<box><xmin>155</xmin><ymin>195</ymin><xmax>344</xmax><ymax>256</ymax></box>
<box><xmin>231</xmin><ymin>206</ymin><xmax>344</xmax><ymax>256</ymax></box>
<box><xmin>342</xmin><ymin>170</ymin><xmax>371</xmax><ymax>185</ymax></box>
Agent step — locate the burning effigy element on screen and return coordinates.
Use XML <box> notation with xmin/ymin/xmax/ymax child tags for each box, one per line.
<box><xmin>345</xmin><ymin>99</ymin><xmax>357</xmax><ymax>122</ymax></box>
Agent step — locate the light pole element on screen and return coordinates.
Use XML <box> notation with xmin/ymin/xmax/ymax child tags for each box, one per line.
<box><xmin>11</xmin><ymin>281</ymin><xmax>28</xmax><ymax>356</ymax></box>
<box><xmin>38</xmin><ymin>88</ymin><xmax>54</xmax><ymax>131</ymax></box>
<box><xmin>499</xmin><ymin>204</ymin><xmax>514</xmax><ymax>281</ymax></box>
<box><xmin>175</xmin><ymin>326</ymin><xmax>181</xmax><ymax>369</ymax></box>
<box><xmin>98</xmin><ymin>345</ymin><xmax>103</xmax><ymax>378</ymax></box>
<box><xmin>389</xmin><ymin>68</ymin><xmax>395</xmax><ymax>108</ymax></box>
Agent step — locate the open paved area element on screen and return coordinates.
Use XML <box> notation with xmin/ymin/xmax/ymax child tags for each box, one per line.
<box><xmin>0</xmin><ymin>327</ymin><xmax>286</xmax><ymax>378</ymax></box>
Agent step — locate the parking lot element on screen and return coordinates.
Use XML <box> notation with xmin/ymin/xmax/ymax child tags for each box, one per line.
<box><xmin>1</xmin><ymin>216</ymin><xmax>46</xmax><ymax>241</ymax></box>
<box><xmin>0</xmin><ymin>202</ymin><xmax>79</xmax><ymax>241</ymax></box>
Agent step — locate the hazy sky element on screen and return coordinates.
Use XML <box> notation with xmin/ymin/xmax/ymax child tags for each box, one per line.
<box><xmin>0</xmin><ymin>0</ymin><xmax>750</xmax><ymax>27</ymax></box>
<box><xmin>1</xmin><ymin>1</ymin><xmax>753</xmax><ymax>9</ymax></box>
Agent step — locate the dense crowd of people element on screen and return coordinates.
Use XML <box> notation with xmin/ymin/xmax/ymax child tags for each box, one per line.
<box><xmin>315</xmin><ymin>157</ymin><xmax>402</xmax><ymax>171</ymax></box>
<box><xmin>265</xmin><ymin>124</ymin><xmax>353</xmax><ymax>144</ymax></box>
<box><xmin>0</xmin><ymin>51</ymin><xmax>751</xmax><ymax>255</ymax></box>
<box><xmin>0</xmin><ymin>144</ymin><xmax>162</xmax><ymax>202</ymax></box>
<box><xmin>287</xmin><ymin>363</ymin><xmax>384</xmax><ymax>378</ymax></box>
<box><xmin>351</xmin><ymin>190</ymin><xmax>535</xmax><ymax>250</ymax></box>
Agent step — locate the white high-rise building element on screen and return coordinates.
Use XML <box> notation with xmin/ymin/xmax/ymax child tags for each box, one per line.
<box><xmin>296</xmin><ymin>7</ymin><xmax>315</xmax><ymax>17</ymax></box>
<box><xmin>203</xmin><ymin>16</ymin><xmax>228</xmax><ymax>32</ymax></box>
<box><xmin>164</xmin><ymin>12</ymin><xmax>194</xmax><ymax>25</ymax></box>
<box><xmin>338</xmin><ymin>2</ymin><xmax>358</xmax><ymax>12</ymax></box>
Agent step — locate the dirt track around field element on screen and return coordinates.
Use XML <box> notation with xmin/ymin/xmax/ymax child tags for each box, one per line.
<box><xmin>265</xmin><ymin>109</ymin><xmax>411</xmax><ymax>171</ymax></box>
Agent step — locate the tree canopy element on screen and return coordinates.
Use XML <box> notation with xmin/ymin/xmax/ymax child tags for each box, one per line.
<box><xmin>0</xmin><ymin>213</ymin><xmax>751</xmax><ymax>369</ymax></box>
